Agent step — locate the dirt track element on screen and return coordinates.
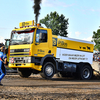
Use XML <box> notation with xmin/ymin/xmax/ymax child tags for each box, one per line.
<box><xmin>0</xmin><ymin>73</ymin><xmax>100</xmax><ymax>100</ymax></box>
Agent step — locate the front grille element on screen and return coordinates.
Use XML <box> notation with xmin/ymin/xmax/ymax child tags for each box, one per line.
<box><xmin>10</xmin><ymin>48</ymin><xmax>30</xmax><ymax>53</ymax></box>
<box><xmin>14</xmin><ymin>49</ymin><xmax>24</xmax><ymax>52</ymax></box>
<box><xmin>10</xmin><ymin>48</ymin><xmax>30</xmax><ymax>56</ymax></box>
<box><xmin>10</xmin><ymin>53</ymin><xmax>29</xmax><ymax>56</ymax></box>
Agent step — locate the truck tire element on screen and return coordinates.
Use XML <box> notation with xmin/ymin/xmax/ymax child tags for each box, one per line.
<box><xmin>80</xmin><ymin>65</ymin><xmax>93</xmax><ymax>80</ymax></box>
<box><xmin>40</xmin><ymin>62</ymin><xmax>55</xmax><ymax>79</ymax></box>
<box><xmin>17</xmin><ymin>68</ymin><xmax>32</xmax><ymax>78</ymax></box>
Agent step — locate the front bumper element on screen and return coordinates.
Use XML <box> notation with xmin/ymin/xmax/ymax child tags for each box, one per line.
<box><xmin>9</xmin><ymin>63</ymin><xmax>42</xmax><ymax>71</ymax></box>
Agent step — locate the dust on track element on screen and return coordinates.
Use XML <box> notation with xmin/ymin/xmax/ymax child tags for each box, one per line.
<box><xmin>0</xmin><ymin>74</ymin><xmax>100</xmax><ymax>100</ymax></box>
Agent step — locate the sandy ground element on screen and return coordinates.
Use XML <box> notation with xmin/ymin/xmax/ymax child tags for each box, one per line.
<box><xmin>0</xmin><ymin>61</ymin><xmax>99</xmax><ymax>100</ymax></box>
<box><xmin>0</xmin><ymin>73</ymin><xmax>100</xmax><ymax>100</ymax></box>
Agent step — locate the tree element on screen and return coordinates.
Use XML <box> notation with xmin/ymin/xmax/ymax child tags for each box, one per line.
<box><xmin>92</xmin><ymin>28</ymin><xmax>100</xmax><ymax>51</ymax></box>
<box><xmin>40</xmin><ymin>11</ymin><xmax>69</xmax><ymax>37</ymax></box>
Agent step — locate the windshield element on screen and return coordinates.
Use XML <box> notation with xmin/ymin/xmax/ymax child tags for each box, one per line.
<box><xmin>10</xmin><ymin>29</ymin><xmax>35</xmax><ymax>45</ymax></box>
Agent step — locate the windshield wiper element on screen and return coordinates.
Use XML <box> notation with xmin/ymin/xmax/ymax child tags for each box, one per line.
<box><xmin>11</xmin><ymin>41</ymin><xmax>31</xmax><ymax>45</ymax></box>
<box><xmin>20</xmin><ymin>41</ymin><xmax>31</xmax><ymax>44</ymax></box>
<box><xmin>12</xmin><ymin>42</ymin><xmax>19</xmax><ymax>45</ymax></box>
<box><xmin>21</xmin><ymin>41</ymin><xmax>27</xmax><ymax>44</ymax></box>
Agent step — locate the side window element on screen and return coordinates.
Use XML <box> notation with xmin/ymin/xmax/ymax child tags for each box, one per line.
<box><xmin>36</xmin><ymin>29</ymin><xmax>40</xmax><ymax>42</ymax></box>
<box><xmin>36</xmin><ymin>29</ymin><xmax>47</xmax><ymax>43</ymax></box>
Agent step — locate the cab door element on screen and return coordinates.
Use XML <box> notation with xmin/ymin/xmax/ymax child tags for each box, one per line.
<box><xmin>33</xmin><ymin>29</ymin><xmax>49</xmax><ymax>57</ymax></box>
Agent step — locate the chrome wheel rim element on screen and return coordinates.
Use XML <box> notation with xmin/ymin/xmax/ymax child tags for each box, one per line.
<box><xmin>45</xmin><ymin>65</ymin><xmax>53</xmax><ymax>76</ymax></box>
<box><xmin>83</xmin><ymin>68</ymin><xmax>90</xmax><ymax>79</ymax></box>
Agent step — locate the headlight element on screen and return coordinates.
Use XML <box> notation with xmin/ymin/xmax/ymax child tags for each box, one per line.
<box><xmin>24</xmin><ymin>57</ymin><xmax>31</xmax><ymax>63</ymax></box>
<box><xmin>28</xmin><ymin>57</ymin><xmax>31</xmax><ymax>63</ymax></box>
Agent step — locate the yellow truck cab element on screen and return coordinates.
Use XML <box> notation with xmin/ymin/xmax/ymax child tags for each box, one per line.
<box><xmin>9</xmin><ymin>20</ymin><xmax>94</xmax><ymax>80</ymax></box>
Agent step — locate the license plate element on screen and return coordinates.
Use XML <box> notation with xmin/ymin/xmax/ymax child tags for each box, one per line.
<box><xmin>17</xmin><ymin>60</ymin><xmax>23</xmax><ymax>63</ymax></box>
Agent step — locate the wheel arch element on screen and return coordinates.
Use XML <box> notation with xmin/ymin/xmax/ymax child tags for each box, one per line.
<box><xmin>77</xmin><ymin>62</ymin><xmax>93</xmax><ymax>70</ymax></box>
<box><xmin>40</xmin><ymin>55</ymin><xmax>58</xmax><ymax>73</ymax></box>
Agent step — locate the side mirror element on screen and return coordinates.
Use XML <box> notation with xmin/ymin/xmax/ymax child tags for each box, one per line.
<box><xmin>35</xmin><ymin>42</ymin><xmax>40</xmax><ymax>45</ymax></box>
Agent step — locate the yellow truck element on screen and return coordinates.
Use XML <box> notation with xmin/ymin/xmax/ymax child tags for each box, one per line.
<box><xmin>8</xmin><ymin>20</ymin><xmax>94</xmax><ymax>80</ymax></box>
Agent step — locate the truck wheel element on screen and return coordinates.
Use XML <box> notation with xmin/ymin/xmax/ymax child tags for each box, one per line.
<box><xmin>17</xmin><ymin>68</ymin><xmax>32</xmax><ymax>78</ymax></box>
<box><xmin>40</xmin><ymin>62</ymin><xmax>55</xmax><ymax>79</ymax></box>
<box><xmin>80</xmin><ymin>65</ymin><xmax>93</xmax><ymax>80</ymax></box>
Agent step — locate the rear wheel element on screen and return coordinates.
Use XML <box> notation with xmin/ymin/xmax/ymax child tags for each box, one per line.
<box><xmin>17</xmin><ymin>68</ymin><xmax>32</xmax><ymax>78</ymax></box>
<box><xmin>80</xmin><ymin>65</ymin><xmax>93</xmax><ymax>80</ymax></box>
<box><xmin>40</xmin><ymin>62</ymin><xmax>55</xmax><ymax>79</ymax></box>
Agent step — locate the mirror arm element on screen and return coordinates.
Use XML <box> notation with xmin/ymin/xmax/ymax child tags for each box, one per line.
<box><xmin>35</xmin><ymin>42</ymin><xmax>40</xmax><ymax>45</ymax></box>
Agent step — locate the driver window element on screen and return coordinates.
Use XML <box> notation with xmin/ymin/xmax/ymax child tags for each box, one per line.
<box><xmin>36</xmin><ymin>29</ymin><xmax>47</xmax><ymax>43</ymax></box>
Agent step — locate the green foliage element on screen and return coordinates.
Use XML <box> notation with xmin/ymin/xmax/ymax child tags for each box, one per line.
<box><xmin>40</xmin><ymin>11</ymin><xmax>69</xmax><ymax>37</ymax></box>
<box><xmin>92</xmin><ymin>29</ymin><xmax>100</xmax><ymax>51</ymax></box>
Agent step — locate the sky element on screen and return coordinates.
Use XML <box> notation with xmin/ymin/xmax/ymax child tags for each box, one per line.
<box><xmin>0</xmin><ymin>0</ymin><xmax>100</xmax><ymax>43</ymax></box>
